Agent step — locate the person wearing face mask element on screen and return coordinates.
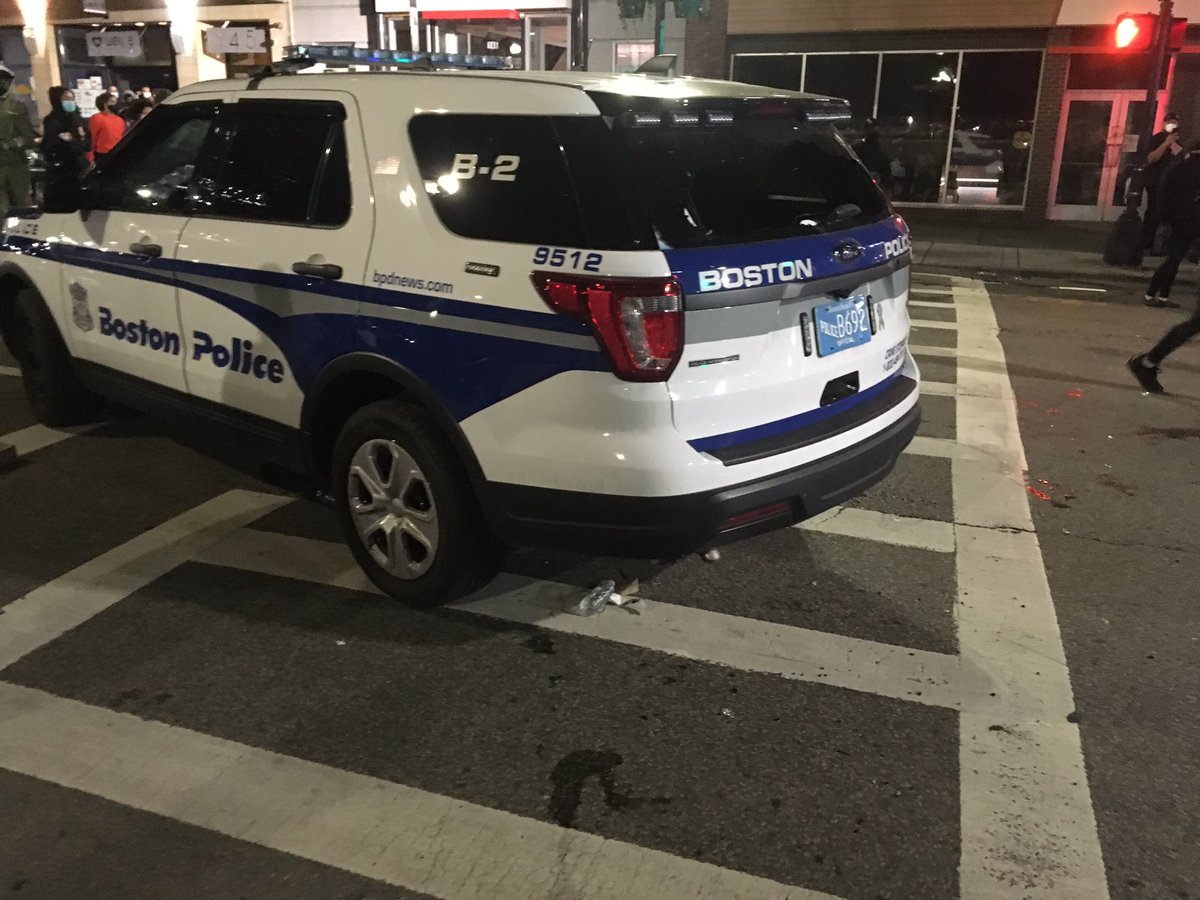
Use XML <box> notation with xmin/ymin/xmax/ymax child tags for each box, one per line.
<box><xmin>0</xmin><ymin>62</ymin><xmax>36</xmax><ymax>212</ymax></box>
<box><xmin>41</xmin><ymin>86</ymin><xmax>89</xmax><ymax>197</ymax></box>
<box><xmin>1142</xmin><ymin>112</ymin><xmax>1184</xmax><ymax>254</ymax></box>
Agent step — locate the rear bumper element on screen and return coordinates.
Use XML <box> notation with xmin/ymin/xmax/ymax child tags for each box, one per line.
<box><xmin>480</xmin><ymin>403</ymin><xmax>920</xmax><ymax>559</ymax></box>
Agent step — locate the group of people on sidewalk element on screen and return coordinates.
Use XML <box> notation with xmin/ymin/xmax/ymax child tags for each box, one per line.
<box><xmin>0</xmin><ymin>66</ymin><xmax>168</xmax><ymax>213</ymax></box>
<box><xmin>1129</xmin><ymin>113</ymin><xmax>1200</xmax><ymax>394</ymax></box>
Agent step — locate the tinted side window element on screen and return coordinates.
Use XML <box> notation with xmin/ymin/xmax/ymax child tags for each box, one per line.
<box><xmin>87</xmin><ymin>102</ymin><xmax>217</xmax><ymax>214</ymax></box>
<box><xmin>409</xmin><ymin>114</ymin><xmax>586</xmax><ymax>247</ymax></box>
<box><xmin>205</xmin><ymin>100</ymin><xmax>350</xmax><ymax>226</ymax></box>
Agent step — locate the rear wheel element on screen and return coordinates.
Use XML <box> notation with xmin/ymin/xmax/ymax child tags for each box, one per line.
<box><xmin>331</xmin><ymin>399</ymin><xmax>502</xmax><ymax>607</ymax></box>
<box><xmin>6</xmin><ymin>288</ymin><xmax>102</xmax><ymax>426</ymax></box>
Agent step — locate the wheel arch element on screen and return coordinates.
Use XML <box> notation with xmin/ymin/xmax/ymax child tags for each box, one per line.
<box><xmin>0</xmin><ymin>264</ymin><xmax>37</xmax><ymax>348</ymax></box>
<box><xmin>301</xmin><ymin>353</ymin><xmax>487</xmax><ymax>492</ymax></box>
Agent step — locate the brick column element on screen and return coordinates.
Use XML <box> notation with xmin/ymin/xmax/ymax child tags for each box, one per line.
<box><xmin>1025</xmin><ymin>51</ymin><xmax>1068</xmax><ymax>221</ymax></box>
<box><xmin>683</xmin><ymin>0</ymin><xmax>727</xmax><ymax>80</ymax></box>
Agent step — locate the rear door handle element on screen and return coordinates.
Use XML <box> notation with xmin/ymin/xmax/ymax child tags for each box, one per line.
<box><xmin>129</xmin><ymin>241</ymin><xmax>162</xmax><ymax>258</ymax></box>
<box><xmin>292</xmin><ymin>261</ymin><xmax>342</xmax><ymax>280</ymax></box>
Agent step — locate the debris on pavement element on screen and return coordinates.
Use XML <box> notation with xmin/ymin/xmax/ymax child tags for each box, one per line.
<box><xmin>702</xmin><ymin>549</ymin><xmax>721</xmax><ymax>562</ymax></box>
<box><xmin>576</xmin><ymin>579</ymin><xmax>644</xmax><ymax>617</ymax></box>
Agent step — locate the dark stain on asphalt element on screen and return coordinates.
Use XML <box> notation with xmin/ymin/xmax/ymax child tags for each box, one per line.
<box><xmin>1067</xmin><ymin>710</ymin><xmax>1082</xmax><ymax>724</ymax></box>
<box><xmin>1097</xmin><ymin>474</ymin><xmax>1136</xmax><ymax>496</ymax></box>
<box><xmin>1137</xmin><ymin>426</ymin><xmax>1200</xmax><ymax>440</ymax></box>
<box><xmin>522</xmin><ymin>633</ymin><xmax>555</xmax><ymax>655</ymax></box>
<box><xmin>988</xmin><ymin>724</ymin><xmax>1014</xmax><ymax>735</ymax></box>
<box><xmin>111</xmin><ymin>688</ymin><xmax>140</xmax><ymax>707</ymax></box>
<box><xmin>548</xmin><ymin>750</ymin><xmax>671</xmax><ymax>828</ymax></box>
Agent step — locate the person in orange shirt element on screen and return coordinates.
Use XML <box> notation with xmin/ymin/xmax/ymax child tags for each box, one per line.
<box><xmin>87</xmin><ymin>92</ymin><xmax>125</xmax><ymax>166</ymax></box>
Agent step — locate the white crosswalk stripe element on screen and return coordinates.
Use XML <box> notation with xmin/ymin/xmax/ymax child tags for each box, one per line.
<box><xmin>798</xmin><ymin>506</ymin><xmax>955</xmax><ymax>553</ymax></box>
<box><xmin>0</xmin><ymin>682</ymin><xmax>836</xmax><ymax>900</ymax></box>
<box><xmin>0</xmin><ymin>274</ymin><xmax>1108</xmax><ymax>898</ymax></box>
<box><xmin>0</xmin><ymin>365</ymin><xmax>20</xmax><ymax>377</ymax></box>
<box><xmin>0</xmin><ymin>423</ymin><xmax>98</xmax><ymax>456</ymax></box>
<box><xmin>194</xmin><ymin>528</ymin><xmax>968</xmax><ymax>711</ymax></box>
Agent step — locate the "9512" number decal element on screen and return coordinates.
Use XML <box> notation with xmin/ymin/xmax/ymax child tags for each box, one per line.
<box><xmin>533</xmin><ymin>247</ymin><xmax>603</xmax><ymax>272</ymax></box>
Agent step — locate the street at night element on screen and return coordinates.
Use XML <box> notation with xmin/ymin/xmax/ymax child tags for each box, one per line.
<box><xmin>3</xmin><ymin>271</ymin><xmax>1196</xmax><ymax>899</ymax></box>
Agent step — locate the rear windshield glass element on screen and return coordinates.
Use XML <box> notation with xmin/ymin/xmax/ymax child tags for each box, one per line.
<box><xmin>591</xmin><ymin>96</ymin><xmax>890</xmax><ymax>248</ymax></box>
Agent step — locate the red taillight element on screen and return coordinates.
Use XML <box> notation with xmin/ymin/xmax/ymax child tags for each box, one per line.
<box><xmin>532</xmin><ymin>272</ymin><xmax>684</xmax><ymax>382</ymax></box>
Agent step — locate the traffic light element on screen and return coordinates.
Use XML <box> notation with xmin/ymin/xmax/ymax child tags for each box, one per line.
<box><xmin>1114</xmin><ymin>13</ymin><xmax>1190</xmax><ymax>51</ymax></box>
<box><xmin>1114</xmin><ymin>13</ymin><xmax>1155</xmax><ymax>50</ymax></box>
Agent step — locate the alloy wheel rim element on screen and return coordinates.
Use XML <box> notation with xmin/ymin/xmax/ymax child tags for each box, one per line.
<box><xmin>347</xmin><ymin>439</ymin><xmax>439</xmax><ymax>579</ymax></box>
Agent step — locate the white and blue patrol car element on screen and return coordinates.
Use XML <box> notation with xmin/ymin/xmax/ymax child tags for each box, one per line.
<box><xmin>0</xmin><ymin>53</ymin><xmax>920</xmax><ymax>606</ymax></box>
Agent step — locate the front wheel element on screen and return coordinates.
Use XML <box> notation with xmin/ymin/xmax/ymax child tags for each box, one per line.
<box><xmin>6</xmin><ymin>288</ymin><xmax>102</xmax><ymax>426</ymax></box>
<box><xmin>331</xmin><ymin>399</ymin><xmax>502</xmax><ymax>607</ymax></box>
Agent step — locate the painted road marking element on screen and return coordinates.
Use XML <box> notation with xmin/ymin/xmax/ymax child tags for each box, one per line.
<box><xmin>195</xmin><ymin>529</ymin><xmax>969</xmax><ymax>711</ymax></box>
<box><xmin>0</xmin><ymin>365</ymin><xmax>19</xmax><ymax>377</ymax></box>
<box><xmin>905</xmin><ymin>435</ymin><xmax>958</xmax><ymax>459</ymax></box>
<box><xmin>0</xmin><ymin>491</ymin><xmax>287</xmax><ymax>670</ymax></box>
<box><xmin>0</xmin><ymin>423</ymin><xmax>99</xmax><ymax>456</ymax></box>
<box><xmin>911</xmin><ymin>319</ymin><xmax>959</xmax><ymax>331</ymax></box>
<box><xmin>909</xmin><ymin>344</ymin><xmax>957</xmax><ymax>358</ymax></box>
<box><xmin>921</xmin><ymin>380</ymin><xmax>956</xmax><ymax>397</ymax></box>
<box><xmin>797</xmin><ymin>506</ymin><xmax>955</xmax><ymax>554</ymax></box>
<box><xmin>951</xmin><ymin>278</ymin><xmax>1108</xmax><ymax>898</ymax></box>
<box><xmin>909</xmin><ymin>299</ymin><xmax>956</xmax><ymax>309</ymax></box>
<box><xmin>0</xmin><ymin>682</ymin><xmax>836</xmax><ymax>900</ymax></box>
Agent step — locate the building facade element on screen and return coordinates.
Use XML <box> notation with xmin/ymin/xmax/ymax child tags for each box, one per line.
<box><xmin>0</xmin><ymin>0</ymin><xmax>290</xmax><ymax>122</ymax></box>
<box><xmin>684</xmin><ymin>0</ymin><xmax>1200</xmax><ymax>221</ymax></box>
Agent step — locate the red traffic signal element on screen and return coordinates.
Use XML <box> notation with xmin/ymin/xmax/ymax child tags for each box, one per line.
<box><xmin>1115</xmin><ymin>13</ymin><xmax>1155</xmax><ymax>49</ymax></box>
<box><xmin>1114</xmin><ymin>13</ymin><xmax>1189</xmax><ymax>51</ymax></box>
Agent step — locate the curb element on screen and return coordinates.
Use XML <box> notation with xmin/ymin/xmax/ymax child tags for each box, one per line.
<box><xmin>0</xmin><ymin>442</ymin><xmax>14</xmax><ymax>472</ymax></box>
<box><xmin>916</xmin><ymin>262</ymin><xmax>1154</xmax><ymax>289</ymax></box>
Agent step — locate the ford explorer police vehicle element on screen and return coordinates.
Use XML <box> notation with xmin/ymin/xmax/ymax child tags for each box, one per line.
<box><xmin>0</xmin><ymin>49</ymin><xmax>920</xmax><ymax>607</ymax></box>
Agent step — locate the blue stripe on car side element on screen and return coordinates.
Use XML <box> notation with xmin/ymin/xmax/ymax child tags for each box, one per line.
<box><xmin>47</xmin><ymin>241</ymin><xmax>590</xmax><ymax>337</ymax></box>
<box><xmin>686</xmin><ymin>372</ymin><xmax>903</xmax><ymax>454</ymax></box>
<box><xmin>1</xmin><ymin>235</ymin><xmax>607</xmax><ymax>421</ymax></box>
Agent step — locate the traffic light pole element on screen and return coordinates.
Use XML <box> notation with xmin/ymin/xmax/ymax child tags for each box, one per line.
<box><xmin>1104</xmin><ymin>0</ymin><xmax>1175</xmax><ymax>266</ymax></box>
<box><xmin>1136</xmin><ymin>0</ymin><xmax>1175</xmax><ymax>167</ymax></box>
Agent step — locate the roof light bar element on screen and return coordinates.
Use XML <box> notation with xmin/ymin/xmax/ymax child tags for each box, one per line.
<box><xmin>285</xmin><ymin>45</ymin><xmax>513</xmax><ymax>70</ymax></box>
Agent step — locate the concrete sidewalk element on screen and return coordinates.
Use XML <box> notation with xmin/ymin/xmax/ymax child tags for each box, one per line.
<box><xmin>904</xmin><ymin>211</ymin><xmax>1196</xmax><ymax>289</ymax></box>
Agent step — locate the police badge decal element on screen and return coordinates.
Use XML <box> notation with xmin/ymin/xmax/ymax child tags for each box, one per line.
<box><xmin>70</xmin><ymin>282</ymin><xmax>94</xmax><ymax>332</ymax></box>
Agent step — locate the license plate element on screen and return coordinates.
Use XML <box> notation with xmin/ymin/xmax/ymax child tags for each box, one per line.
<box><xmin>813</xmin><ymin>296</ymin><xmax>872</xmax><ymax>357</ymax></box>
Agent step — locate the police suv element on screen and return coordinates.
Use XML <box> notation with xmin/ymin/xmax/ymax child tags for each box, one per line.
<box><xmin>0</xmin><ymin>50</ymin><xmax>920</xmax><ymax>607</ymax></box>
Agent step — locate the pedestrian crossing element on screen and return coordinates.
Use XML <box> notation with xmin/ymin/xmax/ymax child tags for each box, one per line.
<box><xmin>0</xmin><ymin>276</ymin><xmax>1108</xmax><ymax>899</ymax></box>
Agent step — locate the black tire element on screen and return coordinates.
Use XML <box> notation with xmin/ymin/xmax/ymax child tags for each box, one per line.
<box><xmin>331</xmin><ymin>399</ymin><xmax>502</xmax><ymax>607</ymax></box>
<box><xmin>5</xmin><ymin>288</ymin><xmax>102</xmax><ymax>426</ymax></box>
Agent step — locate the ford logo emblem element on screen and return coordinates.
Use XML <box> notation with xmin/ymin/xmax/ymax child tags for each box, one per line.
<box><xmin>833</xmin><ymin>240</ymin><xmax>864</xmax><ymax>264</ymax></box>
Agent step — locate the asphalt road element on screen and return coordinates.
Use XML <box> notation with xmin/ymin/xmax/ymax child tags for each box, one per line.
<box><xmin>0</xmin><ymin>274</ymin><xmax>1195</xmax><ymax>900</ymax></box>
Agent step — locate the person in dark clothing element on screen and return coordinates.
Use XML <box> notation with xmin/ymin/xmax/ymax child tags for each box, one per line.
<box><xmin>854</xmin><ymin>119</ymin><xmax>893</xmax><ymax>195</ymax></box>
<box><xmin>1129</xmin><ymin>144</ymin><xmax>1200</xmax><ymax>393</ymax></box>
<box><xmin>1142</xmin><ymin>112</ymin><xmax>1184</xmax><ymax>252</ymax></box>
<box><xmin>1144</xmin><ymin>142</ymin><xmax>1200</xmax><ymax>307</ymax></box>
<box><xmin>41</xmin><ymin>85</ymin><xmax>88</xmax><ymax>199</ymax></box>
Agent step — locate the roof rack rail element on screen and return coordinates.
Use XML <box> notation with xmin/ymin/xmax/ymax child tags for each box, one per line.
<box><xmin>283</xmin><ymin>45</ymin><xmax>513</xmax><ymax>71</ymax></box>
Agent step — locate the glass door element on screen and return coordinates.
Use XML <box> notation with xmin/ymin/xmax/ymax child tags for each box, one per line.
<box><xmin>524</xmin><ymin>14</ymin><xmax>569</xmax><ymax>71</ymax></box>
<box><xmin>1049</xmin><ymin>91</ymin><xmax>1166</xmax><ymax>221</ymax></box>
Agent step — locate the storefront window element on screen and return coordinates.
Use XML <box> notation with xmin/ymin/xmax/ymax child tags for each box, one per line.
<box><xmin>614</xmin><ymin>41</ymin><xmax>655</xmax><ymax>73</ymax></box>
<box><xmin>57</xmin><ymin>24</ymin><xmax>177</xmax><ymax>117</ymax></box>
<box><xmin>731</xmin><ymin>49</ymin><xmax>1045</xmax><ymax>208</ymax></box>
<box><xmin>731</xmin><ymin>54</ymin><xmax>803</xmax><ymax>91</ymax></box>
<box><xmin>953</xmin><ymin>51</ymin><xmax>1041</xmax><ymax>205</ymax></box>
<box><xmin>875</xmin><ymin>53</ymin><xmax>957</xmax><ymax>203</ymax></box>
<box><xmin>803</xmin><ymin>54</ymin><xmax>879</xmax><ymax>144</ymax></box>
